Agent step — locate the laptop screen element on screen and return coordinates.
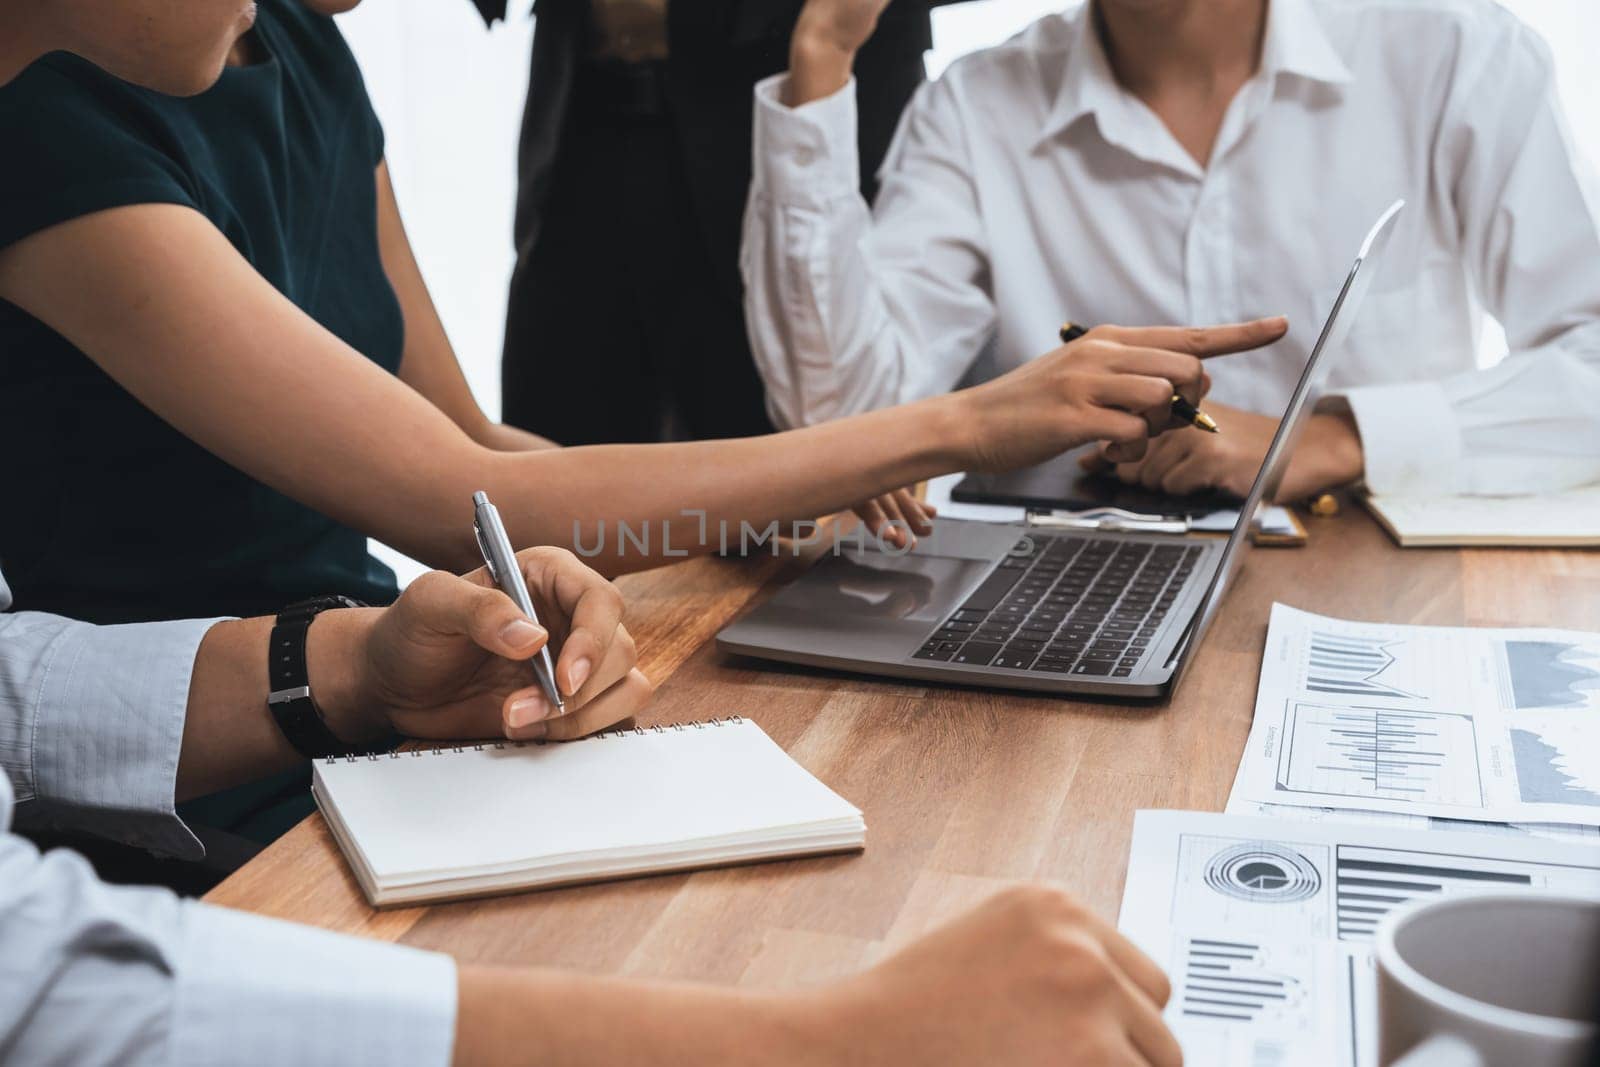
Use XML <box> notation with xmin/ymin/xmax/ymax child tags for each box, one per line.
<box><xmin>1166</xmin><ymin>199</ymin><xmax>1406</xmax><ymax>688</ymax></box>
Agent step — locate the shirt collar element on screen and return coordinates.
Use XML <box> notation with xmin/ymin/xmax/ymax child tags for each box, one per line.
<box><xmin>1037</xmin><ymin>0</ymin><xmax>1351</xmax><ymax>148</ymax></box>
<box><xmin>1261</xmin><ymin>0</ymin><xmax>1353</xmax><ymax>87</ymax></box>
<box><xmin>1038</xmin><ymin>5</ymin><xmax>1121</xmax><ymax>141</ymax></box>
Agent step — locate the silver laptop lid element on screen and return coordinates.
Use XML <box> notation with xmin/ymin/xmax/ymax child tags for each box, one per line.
<box><xmin>1167</xmin><ymin>198</ymin><xmax>1405</xmax><ymax>688</ymax></box>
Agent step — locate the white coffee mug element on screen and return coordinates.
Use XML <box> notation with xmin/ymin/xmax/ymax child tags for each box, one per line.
<box><xmin>1376</xmin><ymin>891</ymin><xmax>1600</xmax><ymax>1067</ymax></box>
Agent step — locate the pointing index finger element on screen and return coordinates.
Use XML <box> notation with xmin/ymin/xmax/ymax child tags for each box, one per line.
<box><xmin>1109</xmin><ymin>316</ymin><xmax>1288</xmax><ymax>359</ymax></box>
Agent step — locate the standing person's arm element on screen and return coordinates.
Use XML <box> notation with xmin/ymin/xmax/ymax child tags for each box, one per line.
<box><xmin>744</xmin><ymin>0</ymin><xmax>994</xmax><ymax>429</ymax></box>
<box><xmin>1341</xmin><ymin>13</ymin><xmax>1600</xmax><ymax>497</ymax></box>
<box><xmin>0</xmin><ymin>200</ymin><xmax>1284</xmax><ymax>576</ymax></box>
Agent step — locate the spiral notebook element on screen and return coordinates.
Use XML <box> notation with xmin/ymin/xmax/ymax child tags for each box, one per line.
<box><xmin>312</xmin><ymin>717</ymin><xmax>865</xmax><ymax>907</ymax></box>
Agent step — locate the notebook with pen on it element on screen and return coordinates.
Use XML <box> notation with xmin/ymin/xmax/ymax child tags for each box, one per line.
<box><xmin>312</xmin><ymin>717</ymin><xmax>865</xmax><ymax>908</ymax></box>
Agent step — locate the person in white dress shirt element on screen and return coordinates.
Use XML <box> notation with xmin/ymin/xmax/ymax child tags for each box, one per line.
<box><xmin>746</xmin><ymin>0</ymin><xmax>1600</xmax><ymax>500</ymax></box>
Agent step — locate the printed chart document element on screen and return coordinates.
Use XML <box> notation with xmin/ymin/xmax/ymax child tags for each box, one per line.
<box><xmin>1118</xmin><ymin>810</ymin><xmax>1600</xmax><ymax>1067</ymax></box>
<box><xmin>1229</xmin><ymin>603</ymin><xmax>1600</xmax><ymax>826</ymax></box>
<box><xmin>1224</xmin><ymin>798</ymin><xmax>1600</xmax><ymax>846</ymax></box>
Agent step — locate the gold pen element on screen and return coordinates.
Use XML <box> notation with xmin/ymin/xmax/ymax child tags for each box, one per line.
<box><xmin>1060</xmin><ymin>322</ymin><xmax>1220</xmax><ymax>434</ymax></box>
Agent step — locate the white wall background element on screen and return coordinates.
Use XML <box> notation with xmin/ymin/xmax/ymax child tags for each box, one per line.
<box><xmin>338</xmin><ymin>0</ymin><xmax>1600</xmax><ymax>580</ymax></box>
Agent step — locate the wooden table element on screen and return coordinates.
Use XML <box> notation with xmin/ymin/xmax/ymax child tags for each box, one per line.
<box><xmin>207</xmin><ymin>509</ymin><xmax>1599</xmax><ymax>987</ymax></box>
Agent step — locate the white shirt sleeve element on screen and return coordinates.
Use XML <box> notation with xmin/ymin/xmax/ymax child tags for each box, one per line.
<box><xmin>1343</xmin><ymin>17</ymin><xmax>1600</xmax><ymax>496</ymax></box>
<box><xmin>0</xmin><ymin>572</ymin><xmax>459</xmax><ymax>1065</ymax></box>
<box><xmin>742</xmin><ymin>73</ymin><xmax>998</xmax><ymax>428</ymax></box>
<box><xmin>0</xmin><ymin>776</ymin><xmax>456</xmax><ymax>1067</ymax></box>
<box><xmin>0</xmin><ymin>606</ymin><xmax>222</xmax><ymax>858</ymax></box>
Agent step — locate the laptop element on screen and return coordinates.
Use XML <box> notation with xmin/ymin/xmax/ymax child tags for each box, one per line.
<box><xmin>718</xmin><ymin>200</ymin><xmax>1404</xmax><ymax>699</ymax></box>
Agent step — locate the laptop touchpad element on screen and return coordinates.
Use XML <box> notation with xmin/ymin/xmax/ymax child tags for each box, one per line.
<box><xmin>771</xmin><ymin>550</ymin><xmax>991</xmax><ymax>625</ymax></box>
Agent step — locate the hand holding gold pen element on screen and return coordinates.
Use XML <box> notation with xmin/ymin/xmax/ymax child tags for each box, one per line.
<box><xmin>1059</xmin><ymin>322</ymin><xmax>1221</xmax><ymax>434</ymax></box>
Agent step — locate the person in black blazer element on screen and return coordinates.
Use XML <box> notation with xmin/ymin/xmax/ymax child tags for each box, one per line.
<box><xmin>474</xmin><ymin>0</ymin><xmax>960</xmax><ymax>445</ymax></box>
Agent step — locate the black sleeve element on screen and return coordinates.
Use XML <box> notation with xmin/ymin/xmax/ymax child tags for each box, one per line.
<box><xmin>0</xmin><ymin>57</ymin><xmax>200</xmax><ymax>254</ymax></box>
<box><xmin>727</xmin><ymin>0</ymin><xmax>939</xmax><ymax>50</ymax></box>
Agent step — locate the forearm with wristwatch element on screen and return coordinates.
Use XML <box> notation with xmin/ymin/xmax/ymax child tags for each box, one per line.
<box><xmin>176</xmin><ymin>599</ymin><xmax>398</xmax><ymax>803</ymax></box>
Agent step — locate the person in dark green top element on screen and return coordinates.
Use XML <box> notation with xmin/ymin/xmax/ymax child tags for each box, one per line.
<box><xmin>0</xmin><ymin>0</ymin><xmax>402</xmax><ymax>622</ymax></box>
<box><xmin>0</xmin><ymin>0</ymin><xmax>1275</xmax><ymax>627</ymax></box>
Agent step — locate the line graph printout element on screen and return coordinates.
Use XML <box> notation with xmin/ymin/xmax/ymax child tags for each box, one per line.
<box><xmin>1118</xmin><ymin>811</ymin><xmax>1600</xmax><ymax>1067</ymax></box>
<box><xmin>1230</xmin><ymin>605</ymin><xmax>1600</xmax><ymax>826</ymax></box>
<box><xmin>1503</xmin><ymin>640</ymin><xmax>1600</xmax><ymax>710</ymax></box>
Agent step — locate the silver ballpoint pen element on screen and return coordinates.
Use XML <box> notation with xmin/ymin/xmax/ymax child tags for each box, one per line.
<box><xmin>472</xmin><ymin>491</ymin><xmax>565</xmax><ymax>714</ymax></box>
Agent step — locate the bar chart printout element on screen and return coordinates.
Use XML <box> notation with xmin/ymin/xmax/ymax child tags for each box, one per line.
<box><xmin>1277</xmin><ymin>703</ymin><xmax>1483</xmax><ymax>807</ymax></box>
<box><xmin>1332</xmin><ymin>846</ymin><xmax>1536</xmax><ymax>942</ymax></box>
<box><xmin>1304</xmin><ymin>632</ymin><xmax>1416</xmax><ymax>699</ymax></box>
<box><xmin>1179</xmin><ymin>938</ymin><xmax>1309</xmax><ymax>1024</ymax></box>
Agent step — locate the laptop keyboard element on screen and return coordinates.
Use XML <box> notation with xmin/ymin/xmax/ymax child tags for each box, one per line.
<box><xmin>912</xmin><ymin>535</ymin><xmax>1202</xmax><ymax>677</ymax></box>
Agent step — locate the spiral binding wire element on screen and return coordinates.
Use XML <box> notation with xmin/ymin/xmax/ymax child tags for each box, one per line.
<box><xmin>325</xmin><ymin>716</ymin><xmax>749</xmax><ymax>764</ymax></box>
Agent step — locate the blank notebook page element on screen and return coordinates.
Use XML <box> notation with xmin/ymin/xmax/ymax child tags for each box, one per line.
<box><xmin>313</xmin><ymin>718</ymin><xmax>862</xmax><ymax>890</ymax></box>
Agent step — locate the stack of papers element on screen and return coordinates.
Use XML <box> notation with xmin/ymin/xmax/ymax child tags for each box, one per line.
<box><xmin>1118</xmin><ymin>604</ymin><xmax>1600</xmax><ymax>1064</ymax></box>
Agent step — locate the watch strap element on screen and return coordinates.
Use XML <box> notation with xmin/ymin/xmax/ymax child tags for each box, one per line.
<box><xmin>267</xmin><ymin>596</ymin><xmax>394</xmax><ymax>760</ymax></box>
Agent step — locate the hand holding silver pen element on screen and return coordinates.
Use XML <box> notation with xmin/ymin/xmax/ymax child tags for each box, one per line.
<box><xmin>472</xmin><ymin>491</ymin><xmax>566</xmax><ymax>715</ymax></box>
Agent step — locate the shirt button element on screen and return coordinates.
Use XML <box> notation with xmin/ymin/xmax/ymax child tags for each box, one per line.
<box><xmin>793</xmin><ymin>145</ymin><xmax>815</xmax><ymax>167</ymax></box>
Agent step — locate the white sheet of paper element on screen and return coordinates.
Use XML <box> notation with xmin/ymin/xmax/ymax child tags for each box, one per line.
<box><xmin>923</xmin><ymin>472</ymin><xmax>1295</xmax><ymax>534</ymax></box>
<box><xmin>1118</xmin><ymin>810</ymin><xmax>1600</xmax><ymax>1067</ymax></box>
<box><xmin>1228</xmin><ymin>603</ymin><xmax>1600</xmax><ymax>826</ymax></box>
<box><xmin>1224</xmin><ymin>798</ymin><xmax>1600</xmax><ymax>845</ymax></box>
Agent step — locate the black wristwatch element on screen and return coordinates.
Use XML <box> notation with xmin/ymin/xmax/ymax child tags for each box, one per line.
<box><xmin>266</xmin><ymin>596</ymin><xmax>398</xmax><ymax>760</ymax></box>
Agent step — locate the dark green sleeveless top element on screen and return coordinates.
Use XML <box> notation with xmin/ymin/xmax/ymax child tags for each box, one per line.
<box><xmin>0</xmin><ymin>0</ymin><xmax>402</xmax><ymax>623</ymax></box>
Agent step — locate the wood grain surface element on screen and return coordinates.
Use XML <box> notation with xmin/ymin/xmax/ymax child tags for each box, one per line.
<box><xmin>206</xmin><ymin>510</ymin><xmax>1600</xmax><ymax>987</ymax></box>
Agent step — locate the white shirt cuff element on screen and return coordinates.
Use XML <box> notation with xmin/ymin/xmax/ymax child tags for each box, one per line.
<box><xmin>174</xmin><ymin>902</ymin><xmax>457</xmax><ymax>1067</ymax></box>
<box><xmin>31</xmin><ymin>617</ymin><xmax>224</xmax><ymax>859</ymax></box>
<box><xmin>752</xmin><ymin>73</ymin><xmax>862</xmax><ymax>209</ymax></box>
<box><xmin>1342</xmin><ymin>380</ymin><xmax>1464</xmax><ymax>495</ymax></box>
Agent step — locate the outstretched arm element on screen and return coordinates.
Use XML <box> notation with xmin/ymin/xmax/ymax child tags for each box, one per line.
<box><xmin>3</xmin><ymin>816</ymin><xmax>1178</xmax><ymax>1067</ymax></box>
<box><xmin>374</xmin><ymin>161</ymin><xmax>932</xmax><ymax>547</ymax></box>
<box><xmin>0</xmin><ymin>202</ymin><xmax>1283</xmax><ymax>576</ymax></box>
<box><xmin>457</xmin><ymin>884</ymin><xmax>1182</xmax><ymax>1066</ymax></box>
